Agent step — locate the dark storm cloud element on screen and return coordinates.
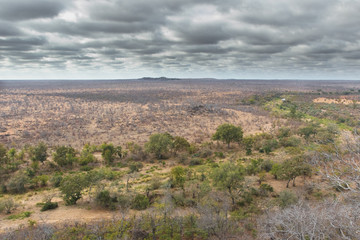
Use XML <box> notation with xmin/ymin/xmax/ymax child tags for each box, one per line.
<box><xmin>172</xmin><ymin>23</ymin><xmax>233</xmax><ymax>45</ymax></box>
<box><xmin>1</xmin><ymin>0</ymin><xmax>360</xmax><ymax>79</ymax></box>
<box><xmin>0</xmin><ymin>0</ymin><xmax>66</xmax><ymax>21</ymax></box>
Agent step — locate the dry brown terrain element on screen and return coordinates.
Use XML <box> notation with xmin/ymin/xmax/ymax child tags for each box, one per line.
<box><xmin>1</xmin><ymin>79</ymin><xmax>360</xmax><ymax>238</ymax></box>
<box><xmin>0</xmin><ymin>80</ymin><xmax>269</xmax><ymax>148</ymax></box>
<box><xmin>1</xmin><ymin>79</ymin><xmax>358</xmax><ymax>149</ymax></box>
<box><xmin>313</xmin><ymin>97</ymin><xmax>360</xmax><ymax>105</ymax></box>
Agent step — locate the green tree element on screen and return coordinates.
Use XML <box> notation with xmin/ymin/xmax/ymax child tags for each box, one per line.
<box><xmin>79</xmin><ymin>144</ymin><xmax>96</xmax><ymax>166</ymax></box>
<box><xmin>131</xmin><ymin>194</ymin><xmax>150</xmax><ymax>210</ymax></box>
<box><xmin>0</xmin><ymin>144</ymin><xmax>8</xmax><ymax>165</ymax></box>
<box><xmin>246</xmin><ymin>158</ymin><xmax>263</xmax><ymax>175</ymax></box>
<box><xmin>172</xmin><ymin>136</ymin><xmax>190</xmax><ymax>155</ymax></box>
<box><xmin>289</xmin><ymin>105</ymin><xmax>297</xmax><ymax>118</ymax></box>
<box><xmin>126</xmin><ymin>142</ymin><xmax>142</xmax><ymax>154</ymax></box>
<box><xmin>50</xmin><ymin>172</ymin><xmax>63</xmax><ymax>187</ymax></box>
<box><xmin>211</xmin><ymin>161</ymin><xmax>245</xmax><ymax>205</ymax></box>
<box><xmin>31</xmin><ymin>142</ymin><xmax>48</xmax><ymax>164</ymax></box>
<box><xmin>263</xmin><ymin>139</ymin><xmax>278</xmax><ymax>154</ymax></box>
<box><xmin>270</xmin><ymin>163</ymin><xmax>281</xmax><ymax>180</ymax></box>
<box><xmin>53</xmin><ymin>146</ymin><xmax>77</xmax><ymax>167</ymax></box>
<box><xmin>298</xmin><ymin>123</ymin><xmax>319</xmax><ymax>140</ymax></box>
<box><xmin>278</xmin><ymin>158</ymin><xmax>312</xmax><ymax>188</ymax></box>
<box><xmin>95</xmin><ymin>189</ymin><xmax>117</xmax><ymax>210</ymax></box>
<box><xmin>242</xmin><ymin>136</ymin><xmax>254</xmax><ymax>155</ymax></box>
<box><xmin>7</xmin><ymin>148</ymin><xmax>16</xmax><ymax>162</ymax></box>
<box><xmin>115</xmin><ymin>146</ymin><xmax>122</xmax><ymax>158</ymax></box>
<box><xmin>212</xmin><ymin>123</ymin><xmax>243</xmax><ymax>148</ymax></box>
<box><xmin>170</xmin><ymin>166</ymin><xmax>186</xmax><ymax>189</ymax></box>
<box><xmin>101</xmin><ymin>143</ymin><xmax>116</xmax><ymax>164</ymax></box>
<box><xmin>60</xmin><ymin>174</ymin><xmax>90</xmax><ymax>205</ymax></box>
<box><xmin>6</xmin><ymin>173</ymin><xmax>28</xmax><ymax>193</ymax></box>
<box><xmin>33</xmin><ymin>175</ymin><xmax>49</xmax><ymax>187</ymax></box>
<box><xmin>145</xmin><ymin>133</ymin><xmax>173</xmax><ymax>159</ymax></box>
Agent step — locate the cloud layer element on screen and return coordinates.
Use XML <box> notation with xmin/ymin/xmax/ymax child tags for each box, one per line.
<box><xmin>1</xmin><ymin>0</ymin><xmax>360</xmax><ymax>79</ymax></box>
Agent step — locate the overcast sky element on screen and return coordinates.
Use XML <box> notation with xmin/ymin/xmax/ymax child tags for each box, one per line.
<box><xmin>0</xmin><ymin>0</ymin><xmax>360</xmax><ymax>80</ymax></box>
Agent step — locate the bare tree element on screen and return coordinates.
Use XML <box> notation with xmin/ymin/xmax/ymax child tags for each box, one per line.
<box><xmin>259</xmin><ymin>200</ymin><xmax>360</xmax><ymax>240</ymax></box>
<box><xmin>310</xmin><ymin>131</ymin><xmax>360</xmax><ymax>193</ymax></box>
<box><xmin>197</xmin><ymin>191</ymin><xmax>240</xmax><ymax>240</ymax></box>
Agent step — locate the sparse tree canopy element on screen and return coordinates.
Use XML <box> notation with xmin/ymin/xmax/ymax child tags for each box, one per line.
<box><xmin>212</xmin><ymin>123</ymin><xmax>243</xmax><ymax>148</ymax></box>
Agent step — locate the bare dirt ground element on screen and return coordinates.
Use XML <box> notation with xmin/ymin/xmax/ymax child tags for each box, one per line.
<box><xmin>0</xmin><ymin>193</ymin><xmax>117</xmax><ymax>233</ymax></box>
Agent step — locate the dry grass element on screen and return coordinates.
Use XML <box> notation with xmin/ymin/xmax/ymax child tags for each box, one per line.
<box><xmin>313</xmin><ymin>97</ymin><xmax>359</xmax><ymax>105</ymax></box>
<box><xmin>0</xmin><ymin>80</ymin><xmax>280</xmax><ymax>149</ymax></box>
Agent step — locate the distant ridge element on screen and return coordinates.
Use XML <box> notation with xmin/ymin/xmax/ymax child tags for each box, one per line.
<box><xmin>139</xmin><ymin>77</ymin><xmax>181</xmax><ymax>81</ymax></box>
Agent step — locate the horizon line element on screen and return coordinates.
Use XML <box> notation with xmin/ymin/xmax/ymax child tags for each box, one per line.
<box><xmin>1</xmin><ymin>78</ymin><xmax>360</xmax><ymax>81</ymax></box>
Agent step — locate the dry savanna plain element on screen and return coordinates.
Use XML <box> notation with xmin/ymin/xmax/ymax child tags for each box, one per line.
<box><xmin>1</xmin><ymin>79</ymin><xmax>360</xmax><ymax>239</ymax></box>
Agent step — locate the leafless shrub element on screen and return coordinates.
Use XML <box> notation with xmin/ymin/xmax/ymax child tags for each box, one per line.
<box><xmin>197</xmin><ymin>191</ymin><xmax>240</xmax><ymax>240</ymax></box>
<box><xmin>0</xmin><ymin>197</ymin><xmax>17</xmax><ymax>214</ymax></box>
<box><xmin>1</xmin><ymin>224</ymin><xmax>55</xmax><ymax>240</ymax></box>
<box><xmin>259</xmin><ymin>200</ymin><xmax>360</xmax><ymax>240</ymax></box>
<box><xmin>42</xmin><ymin>193</ymin><xmax>57</xmax><ymax>204</ymax></box>
<box><xmin>310</xmin><ymin>131</ymin><xmax>360</xmax><ymax>193</ymax></box>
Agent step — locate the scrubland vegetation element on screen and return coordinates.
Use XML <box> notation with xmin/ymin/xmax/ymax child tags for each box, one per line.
<box><xmin>1</xmin><ymin>80</ymin><xmax>360</xmax><ymax>239</ymax></box>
